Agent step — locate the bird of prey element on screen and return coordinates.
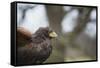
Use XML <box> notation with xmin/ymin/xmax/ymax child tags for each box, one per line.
<box><xmin>17</xmin><ymin>27</ymin><xmax>57</xmax><ymax>65</ymax></box>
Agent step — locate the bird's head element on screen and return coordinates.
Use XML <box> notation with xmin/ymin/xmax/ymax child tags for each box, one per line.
<box><xmin>35</xmin><ymin>27</ymin><xmax>58</xmax><ymax>39</ymax></box>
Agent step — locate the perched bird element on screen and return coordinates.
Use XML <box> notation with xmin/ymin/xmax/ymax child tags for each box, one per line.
<box><xmin>17</xmin><ymin>27</ymin><xmax>57</xmax><ymax>65</ymax></box>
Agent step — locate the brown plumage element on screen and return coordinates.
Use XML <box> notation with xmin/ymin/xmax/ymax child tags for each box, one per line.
<box><xmin>17</xmin><ymin>27</ymin><xmax>57</xmax><ymax>65</ymax></box>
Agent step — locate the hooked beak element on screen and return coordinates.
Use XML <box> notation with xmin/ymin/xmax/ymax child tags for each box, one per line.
<box><xmin>49</xmin><ymin>31</ymin><xmax>58</xmax><ymax>38</ymax></box>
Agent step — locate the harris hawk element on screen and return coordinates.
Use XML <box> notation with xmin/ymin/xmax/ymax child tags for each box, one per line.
<box><xmin>17</xmin><ymin>27</ymin><xmax>57</xmax><ymax>65</ymax></box>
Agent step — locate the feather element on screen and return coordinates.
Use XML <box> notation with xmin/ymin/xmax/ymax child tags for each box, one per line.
<box><xmin>17</xmin><ymin>27</ymin><xmax>57</xmax><ymax>65</ymax></box>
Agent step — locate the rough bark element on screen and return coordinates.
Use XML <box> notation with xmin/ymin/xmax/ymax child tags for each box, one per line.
<box><xmin>46</xmin><ymin>5</ymin><xmax>65</xmax><ymax>35</ymax></box>
<box><xmin>45</xmin><ymin>5</ymin><xmax>65</xmax><ymax>62</ymax></box>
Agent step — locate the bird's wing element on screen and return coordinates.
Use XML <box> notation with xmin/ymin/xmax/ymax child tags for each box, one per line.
<box><xmin>17</xmin><ymin>39</ymin><xmax>52</xmax><ymax>65</ymax></box>
<box><xmin>17</xmin><ymin>43</ymin><xmax>38</xmax><ymax>65</ymax></box>
<box><xmin>17</xmin><ymin>27</ymin><xmax>33</xmax><ymax>47</ymax></box>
